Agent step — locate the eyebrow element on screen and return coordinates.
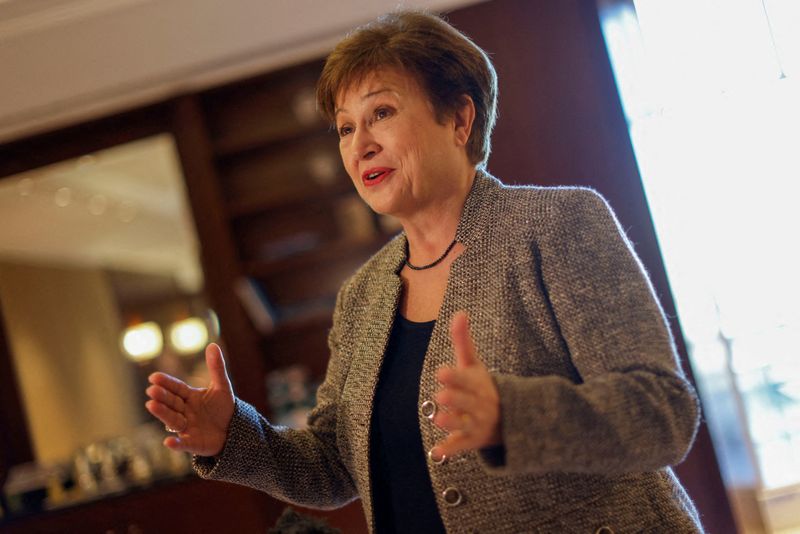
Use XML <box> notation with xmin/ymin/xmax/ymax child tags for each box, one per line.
<box><xmin>334</xmin><ymin>88</ymin><xmax>395</xmax><ymax>117</ymax></box>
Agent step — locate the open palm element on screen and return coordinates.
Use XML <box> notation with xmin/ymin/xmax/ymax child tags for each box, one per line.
<box><xmin>145</xmin><ymin>343</ymin><xmax>235</xmax><ymax>457</ymax></box>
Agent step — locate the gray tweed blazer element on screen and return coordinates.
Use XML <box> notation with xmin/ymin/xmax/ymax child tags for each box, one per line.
<box><xmin>195</xmin><ymin>172</ymin><xmax>704</xmax><ymax>533</ymax></box>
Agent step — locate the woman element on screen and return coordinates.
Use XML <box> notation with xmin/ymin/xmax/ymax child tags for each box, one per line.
<box><xmin>145</xmin><ymin>11</ymin><xmax>704</xmax><ymax>533</ymax></box>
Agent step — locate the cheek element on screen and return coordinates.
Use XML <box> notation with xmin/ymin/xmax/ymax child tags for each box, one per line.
<box><xmin>403</xmin><ymin>141</ymin><xmax>428</xmax><ymax>168</ymax></box>
<box><xmin>403</xmin><ymin>127</ymin><xmax>436</xmax><ymax>159</ymax></box>
<box><xmin>339</xmin><ymin>145</ymin><xmax>356</xmax><ymax>176</ymax></box>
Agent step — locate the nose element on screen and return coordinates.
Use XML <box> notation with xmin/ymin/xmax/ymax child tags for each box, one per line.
<box><xmin>352</xmin><ymin>125</ymin><xmax>380</xmax><ymax>162</ymax></box>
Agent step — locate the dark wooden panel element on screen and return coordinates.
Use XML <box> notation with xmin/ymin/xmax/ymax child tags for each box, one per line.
<box><xmin>234</xmin><ymin>202</ymin><xmax>341</xmax><ymax>263</ymax></box>
<box><xmin>0</xmin><ymin>476</ymin><xmax>368</xmax><ymax>534</ymax></box>
<box><xmin>257</xmin><ymin>249</ymin><xmax>370</xmax><ymax>307</ymax></box>
<box><xmin>202</xmin><ymin>60</ymin><xmax>327</xmax><ymax>155</ymax></box>
<box><xmin>233</xmin><ymin>192</ymin><xmax>378</xmax><ymax>261</ymax></box>
<box><xmin>0</xmin><ymin>104</ymin><xmax>167</xmax><ymax>180</ymax></box>
<box><xmin>218</xmin><ymin>132</ymin><xmax>348</xmax><ymax>216</ymax></box>
<box><xmin>263</xmin><ymin>322</ymin><xmax>332</xmax><ymax>379</ymax></box>
<box><xmin>168</xmin><ymin>95</ymin><xmax>268</xmax><ymax>412</ymax></box>
<box><xmin>247</xmin><ymin>236</ymin><xmax>388</xmax><ymax>314</ymax></box>
<box><xmin>244</xmin><ymin>236</ymin><xmax>387</xmax><ymax>280</ymax></box>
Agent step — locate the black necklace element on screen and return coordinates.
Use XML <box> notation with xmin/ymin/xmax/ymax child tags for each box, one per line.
<box><xmin>404</xmin><ymin>238</ymin><xmax>458</xmax><ymax>270</ymax></box>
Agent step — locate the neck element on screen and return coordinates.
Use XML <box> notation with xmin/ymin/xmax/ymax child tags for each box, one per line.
<box><xmin>399</xmin><ymin>168</ymin><xmax>476</xmax><ymax>265</ymax></box>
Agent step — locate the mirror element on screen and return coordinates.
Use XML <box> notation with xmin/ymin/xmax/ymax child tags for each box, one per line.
<box><xmin>0</xmin><ymin>134</ymin><xmax>218</xmax><ymax>510</ymax></box>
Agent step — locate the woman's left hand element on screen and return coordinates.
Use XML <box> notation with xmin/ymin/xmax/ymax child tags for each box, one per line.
<box><xmin>432</xmin><ymin>311</ymin><xmax>502</xmax><ymax>458</ymax></box>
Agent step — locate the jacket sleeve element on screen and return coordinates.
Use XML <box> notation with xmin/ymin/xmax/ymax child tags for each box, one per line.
<box><xmin>482</xmin><ymin>188</ymin><xmax>700</xmax><ymax>476</ymax></box>
<box><xmin>192</xmin><ymin>286</ymin><xmax>358</xmax><ymax>509</ymax></box>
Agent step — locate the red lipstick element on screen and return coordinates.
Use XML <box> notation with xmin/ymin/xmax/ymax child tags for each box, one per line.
<box><xmin>361</xmin><ymin>167</ymin><xmax>394</xmax><ymax>187</ymax></box>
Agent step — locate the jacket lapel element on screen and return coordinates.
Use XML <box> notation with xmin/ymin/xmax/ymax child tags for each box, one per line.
<box><xmin>346</xmin><ymin>238</ymin><xmax>405</xmax><ymax>528</ymax></box>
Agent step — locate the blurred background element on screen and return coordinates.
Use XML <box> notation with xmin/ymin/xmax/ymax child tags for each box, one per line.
<box><xmin>0</xmin><ymin>0</ymin><xmax>797</xmax><ymax>532</ymax></box>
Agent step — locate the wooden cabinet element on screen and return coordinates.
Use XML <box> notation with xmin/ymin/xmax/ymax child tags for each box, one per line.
<box><xmin>1</xmin><ymin>476</ymin><xmax>367</xmax><ymax>533</ymax></box>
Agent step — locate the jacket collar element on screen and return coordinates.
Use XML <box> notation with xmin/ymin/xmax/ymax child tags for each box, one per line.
<box><xmin>381</xmin><ymin>169</ymin><xmax>500</xmax><ymax>275</ymax></box>
<box><xmin>455</xmin><ymin>168</ymin><xmax>498</xmax><ymax>246</ymax></box>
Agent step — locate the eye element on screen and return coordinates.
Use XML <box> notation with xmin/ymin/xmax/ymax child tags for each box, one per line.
<box><xmin>337</xmin><ymin>124</ymin><xmax>354</xmax><ymax>137</ymax></box>
<box><xmin>374</xmin><ymin>107</ymin><xmax>393</xmax><ymax>122</ymax></box>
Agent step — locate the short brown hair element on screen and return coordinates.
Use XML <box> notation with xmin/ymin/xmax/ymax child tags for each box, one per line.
<box><xmin>316</xmin><ymin>10</ymin><xmax>498</xmax><ymax>168</ymax></box>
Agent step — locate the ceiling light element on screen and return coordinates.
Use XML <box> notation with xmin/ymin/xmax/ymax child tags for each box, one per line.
<box><xmin>54</xmin><ymin>187</ymin><xmax>71</xmax><ymax>207</ymax></box>
<box><xmin>88</xmin><ymin>194</ymin><xmax>108</xmax><ymax>215</ymax></box>
<box><xmin>121</xmin><ymin>322</ymin><xmax>163</xmax><ymax>362</ymax></box>
<box><xmin>168</xmin><ymin>317</ymin><xmax>208</xmax><ymax>355</ymax></box>
<box><xmin>117</xmin><ymin>201</ymin><xmax>137</xmax><ymax>223</ymax></box>
<box><xmin>17</xmin><ymin>177</ymin><xmax>34</xmax><ymax>196</ymax></box>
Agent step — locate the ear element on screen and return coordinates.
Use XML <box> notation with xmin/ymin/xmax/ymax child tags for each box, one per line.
<box><xmin>453</xmin><ymin>95</ymin><xmax>476</xmax><ymax>148</ymax></box>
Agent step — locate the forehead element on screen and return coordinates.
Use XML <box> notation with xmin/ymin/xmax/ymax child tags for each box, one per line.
<box><xmin>335</xmin><ymin>67</ymin><xmax>425</xmax><ymax>110</ymax></box>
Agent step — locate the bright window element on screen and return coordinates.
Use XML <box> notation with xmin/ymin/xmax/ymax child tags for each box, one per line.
<box><xmin>598</xmin><ymin>0</ymin><xmax>800</xmax><ymax>528</ymax></box>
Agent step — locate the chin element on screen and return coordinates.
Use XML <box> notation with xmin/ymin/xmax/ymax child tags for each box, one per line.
<box><xmin>354</xmin><ymin>189</ymin><xmax>394</xmax><ymax>217</ymax></box>
<box><xmin>354</xmin><ymin>182</ymin><xmax>410</xmax><ymax>219</ymax></box>
<box><xmin>364</xmin><ymin>200</ymin><xmax>395</xmax><ymax>217</ymax></box>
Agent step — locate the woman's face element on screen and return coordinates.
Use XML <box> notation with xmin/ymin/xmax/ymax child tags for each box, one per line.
<box><xmin>335</xmin><ymin>68</ymin><xmax>468</xmax><ymax>218</ymax></box>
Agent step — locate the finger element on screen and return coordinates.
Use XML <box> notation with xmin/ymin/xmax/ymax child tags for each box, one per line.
<box><xmin>433</xmin><ymin>430</ymin><xmax>474</xmax><ymax>458</ymax></box>
<box><xmin>163</xmin><ymin>435</ymin><xmax>193</xmax><ymax>452</ymax></box>
<box><xmin>148</xmin><ymin>372</ymin><xmax>192</xmax><ymax>401</ymax></box>
<box><xmin>145</xmin><ymin>385</ymin><xmax>186</xmax><ymax>414</ymax></box>
<box><xmin>435</xmin><ymin>388</ymin><xmax>478</xmax><ymax>413</ymax></box>
<box><xmin>450</xmin><ymin>311</ymin><xmax>478</xmax><ymax>368</ymax></box>
<box><xmin>433</xmin><ymin>410</ymin><xmax>471</xmax><ymax>433</ymax></box>
<box><xmin>145</xmin><ymin>400</ymin><xmax>187</xmax><ymax>432</ymax></box>
<box><xmin>436</xmin><ymin>366</ymin><xmax>482</xmax><ymax>391</ymax></box>
<box><xmin>206</xmin><ymin>343</ymin><xmax>232</xmax><ymax>393</ymax></box>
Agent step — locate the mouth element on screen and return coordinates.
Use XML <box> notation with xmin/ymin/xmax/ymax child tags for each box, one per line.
<box><xmin>361</xmin><ymin>167</ymin><xmax>394</xmax><ymax>187</ymax></box>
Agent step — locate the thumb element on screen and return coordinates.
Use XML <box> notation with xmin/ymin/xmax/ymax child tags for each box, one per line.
<box><xmin>206</xmin><ymin>343</ymin><xmax>232</xmax><ymax>392</ymax></box>
<box><xmin>450</xmin><ymin>311</ymin><xmax>478</xmax><ymax>368</ymax></box>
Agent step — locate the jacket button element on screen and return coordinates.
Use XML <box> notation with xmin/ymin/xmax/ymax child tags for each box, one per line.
<box><xmin>442</xmin><ymin>487</ymin><xmax>463</xmax><ymax>507</ymax></box>
<box><xmin>428</xmin><ymin>448</ymin><xmax>447</xmax><ymax>465</ymax></box>
<box><xmin>594</xmin><ymin>527</ymin><xmax>614</xmax><ymax>534</ymax></box>
<box><xmin>420</xmin><ymin>400</ymin><xmax>437</xmax><ymax>419</ymax></box>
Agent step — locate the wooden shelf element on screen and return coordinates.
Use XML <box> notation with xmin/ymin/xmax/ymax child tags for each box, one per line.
<box><xmin>0</xmin><ymin>473</ymin><xmax>368</xmax><ymax>533</ymax></box>
<box><xmin>243</xmin><ymin>236</ymin><xmax>390</xmax><ymax>279</ymax></box>
<box><xmin>260</xmin><ymin>303</ymin><xmax>333</xmax><ymax>379</ymax></box>
<box><xmin>269</xmin><ymin>302</ymin><xmax>333</xmax><ymax>338</ymax></box>
<box><xmin>201</xmin><ymin>60</ymin><xmax>327</xmax><ymax>158</ymax></box>
<box><xmin>213</xmin><ymin>122</ymin><xmax>330</xmax><ymax>158</ymax></box>
<box><xmin>225</xmin><ymin>180</ymin><xmax>354</xmax><ymax>218</ymax></box>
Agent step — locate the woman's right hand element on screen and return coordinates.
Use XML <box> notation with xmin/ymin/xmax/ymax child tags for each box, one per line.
<box><xmin>145</xmin><ymin>343</ymin><xmax>235</xmax><ymax>457</ymax></box>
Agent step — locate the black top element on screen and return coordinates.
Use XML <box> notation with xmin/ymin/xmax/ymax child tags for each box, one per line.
<box><xmin>369</xmin><ymin>314</ymin><xmax>446</xmax><ymax>534</ymax></box>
